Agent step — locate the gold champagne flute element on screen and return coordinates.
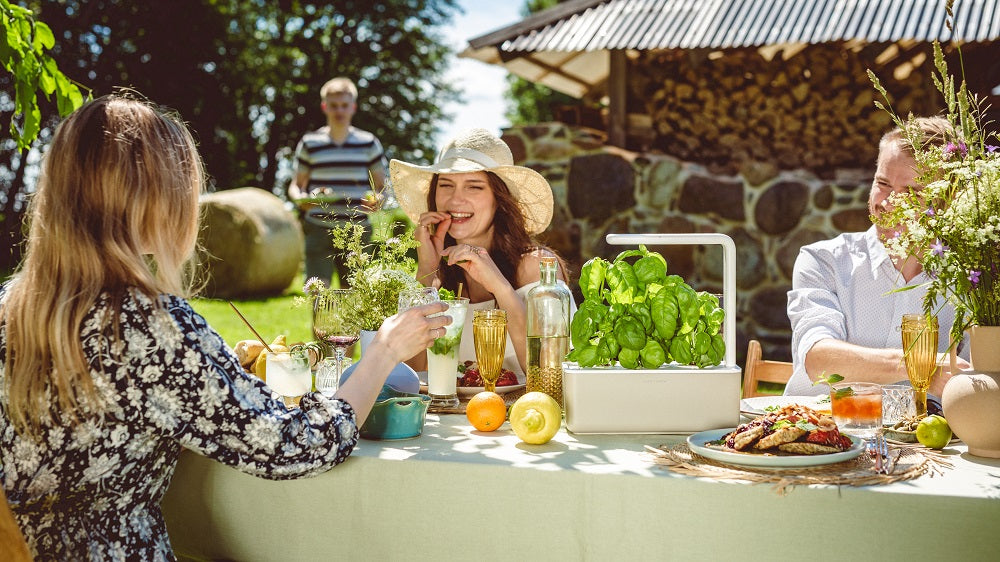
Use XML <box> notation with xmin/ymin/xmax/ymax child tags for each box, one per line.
<box><xmin>473</xmin><ymin>309</ymin><xmax>507</xmax><ymax>392</ymax></box>
<box><xmin>901</xmin><ymin>313</ymin><xmax>939</xmax><ymax>416</ymax></box>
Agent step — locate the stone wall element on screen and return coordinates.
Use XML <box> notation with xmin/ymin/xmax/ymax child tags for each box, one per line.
<box><xmin>502</xmin><ymin>123</ymin><xmax>874</xmax><ymax>366</ymax></box>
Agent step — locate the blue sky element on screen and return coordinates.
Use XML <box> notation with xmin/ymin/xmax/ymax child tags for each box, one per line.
<box><xmin>434</xmin><ymin>1</ymin><xmax>524</xmax><ymax>148</ymax></box>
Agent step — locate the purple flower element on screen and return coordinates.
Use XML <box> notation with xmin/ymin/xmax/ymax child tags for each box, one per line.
<box><xmin>931</xmin><ymin>240</ymin><xmax>949</xmax><ymax>256</ymax></box>
<box><xmin>925</xmin><ymin>207</ymin><xmax>936</xmax><ymax>217</ymax></box>
<box><xmin>987</xmin><ymin>145</ymin><xmax>998</xmax><ymax>153</ymax></box>
<box><xmin>303</xmin><ymin>277</ymin><xmax>327</xmax><ymax>296</ymax></box>
<box><xmin>945</xmin><ymin>142</ymin><xmax>968</xmax><ymax>158</ymax></box>
<box><xmin>968</xmin><ymin>269</ymin><xmax>982</xmax><ymax>286</ymax></box>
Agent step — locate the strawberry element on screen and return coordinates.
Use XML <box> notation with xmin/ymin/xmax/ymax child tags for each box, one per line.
<box><xmin>456</xmin><ymin>363</ymin><xmax>518</xmax><ymax>387</ymax></box>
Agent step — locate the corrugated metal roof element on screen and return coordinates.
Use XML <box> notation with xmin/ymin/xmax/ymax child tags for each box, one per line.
<box><xmin>462</xmin><ymin>0</ymin><xmax>1000</xmax><ymax>97</ymax></box>
<box><xmin>476</xmin><ymin>0</ymin><xmax>999</xmax><ymax>53</ymax></box>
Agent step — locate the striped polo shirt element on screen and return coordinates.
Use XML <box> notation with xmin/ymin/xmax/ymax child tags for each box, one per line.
<box><xmin>294</xmin><ymin>126</ymin><xmax>386</xmax><ymax>215</ymax></box>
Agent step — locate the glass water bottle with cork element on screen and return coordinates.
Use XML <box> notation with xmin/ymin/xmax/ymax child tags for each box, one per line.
<box><xmin>526</xmin><ymin>256</ymin><xmax>571</xmax><ymax>407</ymax></box>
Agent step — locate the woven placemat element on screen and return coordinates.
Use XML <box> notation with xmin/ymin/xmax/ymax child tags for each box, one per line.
<box><xmin>645</xmin><ymin>442</ymin><xmax>953</xmax><ymax>494</ymax></box>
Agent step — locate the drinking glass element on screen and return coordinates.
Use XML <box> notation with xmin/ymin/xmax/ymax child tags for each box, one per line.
<box><xmin>266</xmin><ymin>350</ymin><xmax>312</xmax><ymax>407</ymax></box>
<box><xmin>398</xmin><ymin>286</ymin><xmax>439</xmax><ymax>312</ymax></box>
<box><xmin>473</xmin><ymin>309</ymin><xmax>507</xmax><ymax>393</ymax></box>
<box><xmin>315</xmin><ymin>356</ymin><xmax>351</xmax><ymax>397</ymax></box>
<box><xmin>313</xmin><ymin>289</ymin><xmax>360</xmax><ymax>386</ymax></box>
<box><xmin>830</xmin><ymin>382</ymin><xmax>883</xmax><ymax>440</ymax></box>
<box><xmin>901</xmin><ymin>314</ymin><xmax>939</xmax><ymax>416</ymax></box>
<box><xmin>426</xmin><ymin>298</ymin><xmax>469</xmax><ymax>411</ymax></box>
<box><xmin>881</xmin><ymin>384</ymin><xmax>916</xmax><ymax>426</ymax></box>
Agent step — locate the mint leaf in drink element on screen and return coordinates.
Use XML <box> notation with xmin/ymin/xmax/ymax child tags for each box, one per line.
<box><xmin>832</xmin><ymin>386</ymin><xmax>855</xmax><ymax>399</ymax></box>
<box><xmin>813</xmin><ymin>373</ymin><xmax>845</xmax><ymax>386</ymax></box>
<box><xmin>438</xmin><ymin>287</ymin><xmax>456</xmax><ymax>300</ymax></box>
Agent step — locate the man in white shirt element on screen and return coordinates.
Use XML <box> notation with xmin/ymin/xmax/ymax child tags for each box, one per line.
<box><xmin>785</xmin><ymin>116</ymin><xmax>971</xmax><ymax>397</ymax></box>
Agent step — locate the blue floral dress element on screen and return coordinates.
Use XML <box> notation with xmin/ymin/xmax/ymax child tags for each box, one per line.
<box><xmin>0</xmin><ymin>287</ymin><xmax>358</xmax><ymax>561</ymax></box>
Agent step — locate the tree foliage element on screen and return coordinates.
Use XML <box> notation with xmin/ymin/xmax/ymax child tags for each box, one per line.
<box><xmin>1</xmin><ymin>0</ymin><xmax>87</xmax><ymax>149</ymax></box>
<box><xmin>30</xmin><ymin>0</ymin><xmax>459</xmax><ymax>190</ymax></box>
<box><xmin>0</xmin><ymin>0</ymin><xmax>459</xmax><ymax>271</ymax></box>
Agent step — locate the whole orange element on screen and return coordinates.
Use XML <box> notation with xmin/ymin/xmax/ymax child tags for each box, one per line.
<box><xmin>466</xmin><ymin>391</ymin><xmax>507</xmax><ymax>432</ymax></box>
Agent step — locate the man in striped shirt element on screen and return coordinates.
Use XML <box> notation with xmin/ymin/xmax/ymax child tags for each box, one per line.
<box><xmin>289</xmin><ymin>77</ymin><xmax>387</xmax><ymax>284</ymax></box>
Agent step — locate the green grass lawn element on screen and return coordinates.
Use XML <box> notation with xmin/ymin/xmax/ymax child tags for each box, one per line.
<box><xmin>192</xmin><ymin>208</ymin><xmax>412</xmax><ymax>347</ymax></box>
<box><xmin>190</xmin><ymin>275</ymin><xmax>313</xmax><ymax>347</ymax></box>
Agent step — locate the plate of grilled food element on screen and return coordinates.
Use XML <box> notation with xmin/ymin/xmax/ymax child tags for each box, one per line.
<box><xmin>688</xmin><ymin>404</ymin><xmax>864</xmax><ymax>468</ymax></box>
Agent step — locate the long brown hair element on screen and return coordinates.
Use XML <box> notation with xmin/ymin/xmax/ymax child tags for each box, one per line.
<box><xmin>429</xmin><ymin>171</ymin><xmax>560</xmax><ymax>293</ymax></box>
<box><xmin>1</xmin><ymin>94</ymin><xmax>205</xmax><ymax>434</ymax></box>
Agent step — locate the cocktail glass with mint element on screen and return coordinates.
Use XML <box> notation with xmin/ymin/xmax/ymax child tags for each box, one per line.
<box><xmin>426</xmin><ymin>298</ymin><xmax>469</xmax><ymax>411</ymax></box>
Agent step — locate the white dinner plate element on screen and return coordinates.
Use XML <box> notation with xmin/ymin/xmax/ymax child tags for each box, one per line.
<box><xmin>416</xmin><ymin>371</ymin><xmax>525</xmax><ymax>397</ymax></box>
<box><xmin>686</xmin><ymin>428</ymin><xmax>864</xmax><ymax>468</ymax></box>
<box><xmin>740</xmin><ymin>395</ymin><xmax>832</xmax><ymax>417</ymax></box>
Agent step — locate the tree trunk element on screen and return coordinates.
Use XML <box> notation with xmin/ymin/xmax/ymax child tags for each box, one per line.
<box><xmin>0</xmin><ymin>153</ymin><xmax>27</xmax><ymax>273</ymax></box>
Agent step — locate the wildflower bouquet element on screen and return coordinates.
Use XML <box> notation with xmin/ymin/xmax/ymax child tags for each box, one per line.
<box><xmin>870</xmin><ymin>38</ymin><xmax>1000</xmax><ymax>344</ymax></box>
<box><xmin>300</xmin><ymin>221</ymin><xmax>421</xmax><ymax>331</ymax></box>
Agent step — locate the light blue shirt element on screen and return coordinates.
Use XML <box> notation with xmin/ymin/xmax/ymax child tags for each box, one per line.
<box><xmin>785</xmin><ymin>226</ymin><xmax>967</xmax><ymax>396</ymax></box>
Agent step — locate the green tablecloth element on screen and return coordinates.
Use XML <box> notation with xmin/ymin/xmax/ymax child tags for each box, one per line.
<box><xmin>163</xmin><ymin>414</ymin><xmax>1000</xmax><ymax>561</ymax></box>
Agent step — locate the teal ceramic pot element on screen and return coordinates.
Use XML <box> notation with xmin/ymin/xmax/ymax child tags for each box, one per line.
<box><xmin>360</xmin><ymin>385</ymin><xmax>431</xmax><ymax>440</ymax></box>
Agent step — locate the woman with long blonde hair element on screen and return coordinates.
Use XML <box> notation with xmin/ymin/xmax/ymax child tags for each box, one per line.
<box><xmin>0</xmin><ymin>94</ymin><xmax>449</xmax><ymax>560</ymax></box>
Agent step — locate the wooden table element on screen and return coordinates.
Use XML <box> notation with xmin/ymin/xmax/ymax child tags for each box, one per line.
<box><xmin>163</xmin><ymin>414</ymin><xmax>1000</xmax><ymax>562</ymax></box>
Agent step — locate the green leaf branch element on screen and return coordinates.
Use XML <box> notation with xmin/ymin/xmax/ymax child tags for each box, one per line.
<box><xmin>1</xmin><ymin>0</ymin><xmax>90</xmax><ymax>150</ymax></box>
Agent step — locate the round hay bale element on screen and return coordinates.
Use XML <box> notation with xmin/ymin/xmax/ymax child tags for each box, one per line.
<box><xmin>197</xmin><ymin>187</ymin><xmax>303</xmax><ymax>298</ymax></box>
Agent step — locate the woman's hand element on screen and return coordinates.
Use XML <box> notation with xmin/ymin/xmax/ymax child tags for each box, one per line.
<box><xmin>441</xmin><ymin>243</ymin><xmax>510</xmax><ymax>296</ymax></box>
<box><xmin>370</xmin><ymin>302</ymin><xmax>452</xmax><ymax>364</ymax></box>
<box><xmin>335</xmin><ymin>302</ymin><xmax>451</xmax><ymax>423</ymax></box>
<box><xmin>414</xmin><ymin>212</ymin><xmax>452</xmax><ymax>285</ymax></box>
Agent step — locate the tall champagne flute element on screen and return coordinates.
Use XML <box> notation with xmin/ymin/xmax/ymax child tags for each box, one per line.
<box><xmin>901</xmin><ymin>313</ymin><xmax>939</xmax><ymax>416</ymax></box>
<box><xmin>473</xmin><ymin>309</ymin><xmax>507</xmax><ymax>393</ymax></box>
<box><xmin>313</xmin><ymin>289</ymin><xmax>360</xmax><ymax>386</ymax></box>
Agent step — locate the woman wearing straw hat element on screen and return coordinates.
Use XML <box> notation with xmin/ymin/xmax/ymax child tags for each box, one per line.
<box><xmin>391</xmin><ymin>128</ymin><xmax>574</xmax><ymax>376</ymax></box>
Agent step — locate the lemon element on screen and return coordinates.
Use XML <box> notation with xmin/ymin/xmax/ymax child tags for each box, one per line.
<box><xmin>509</xmin><ymin>392</ymin><xmax>562</xmax><ymax>445</ymax></box>
<box><xmin>916</xmin><ymin>414</ymin><xmax>953</xmax><ymax>449</ymax></box>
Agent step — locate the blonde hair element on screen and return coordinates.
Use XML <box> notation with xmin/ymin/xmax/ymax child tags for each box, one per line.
<box><xmin>880</xmin><ymin>115</ymin><xmax>954</xmax><ymax>155</ymax></box>
<box><xmin>1</xmin><ymin>94</ymin><xmax>205</xmax><ymax>434</ymax></box>
<box><xmin>320</xmin><ymin>77</ymin><xmax>358</xmax><ymax>101</ymax></box>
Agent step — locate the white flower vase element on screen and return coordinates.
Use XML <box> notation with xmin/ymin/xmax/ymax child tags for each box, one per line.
<box><xmin>359</xmin><ymin>330</ymin><xmax>378</xmax><ymax>355</ymax></box>
<box><xmin>347</xmin><ymin>328</ymin><xmax>420</xmax><ymax>394</ymax></box>
<box><xmin>942</xmin><ymin>325</ymin><xmax>1000</xmax><ymax>458</ymax></box>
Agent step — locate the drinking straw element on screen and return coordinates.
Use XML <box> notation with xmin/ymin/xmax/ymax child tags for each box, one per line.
<box><xmin>228</xmin><ymin>301</ymin><xmax>274</xmax><ymax>353</ymax></box>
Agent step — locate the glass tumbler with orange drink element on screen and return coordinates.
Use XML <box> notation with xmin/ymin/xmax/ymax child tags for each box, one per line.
<box><xmin>830</xmin><ymin>382</ymin><xmax>883</xmax><ymax>440</ymax></box>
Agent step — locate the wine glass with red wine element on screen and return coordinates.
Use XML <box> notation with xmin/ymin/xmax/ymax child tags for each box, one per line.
<box><xmin>312</xmin><ymin>289</ymin><xmax>360</xmax><ymax>387</ymax></box>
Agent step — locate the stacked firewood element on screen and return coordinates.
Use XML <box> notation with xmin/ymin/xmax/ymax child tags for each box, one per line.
<box><xmin>632</xmin><ymin>44</ymin><xmax>940</xmax><ymax>174</ymax></box>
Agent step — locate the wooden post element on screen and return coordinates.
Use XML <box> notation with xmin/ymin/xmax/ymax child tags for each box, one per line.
<box><xmin>608</xmin><ymin>49</ymin><xmax>627</xmax><ymax>148</ymax></box>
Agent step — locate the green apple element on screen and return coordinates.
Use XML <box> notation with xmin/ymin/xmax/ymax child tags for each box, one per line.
<box><xmin>916</xmin><ymin>415</ymin><xmax>953</xmax><ymax>449</ymax></box>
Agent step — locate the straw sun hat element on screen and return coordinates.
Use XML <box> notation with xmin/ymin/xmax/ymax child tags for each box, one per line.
<box><xmin>390</xmin><ymin>128</ymin><xmax>554</xmax><ymax>235</ymax></box>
